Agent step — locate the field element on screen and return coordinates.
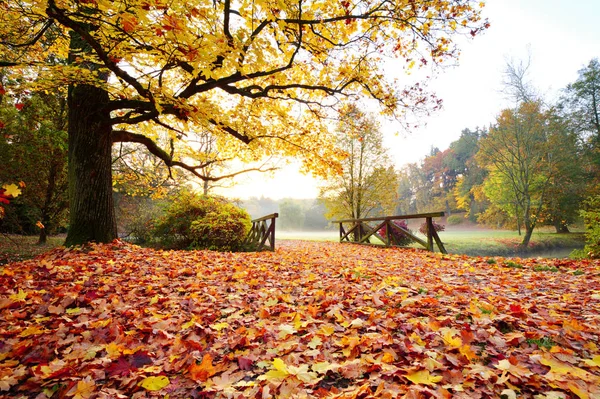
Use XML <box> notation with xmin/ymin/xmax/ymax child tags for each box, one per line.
<box><xmin>277</xmin><ymin>228</ymin><xmax>585</xmax><ymax>258</ymax></box>
<box><xmin>1</xmin><ymin>240</ymin><xmax>599</xmax><ymax>398</ymax></box>
<box><xmin>0</xmin><ymin>235</ymin><xmax>65</xmax><ymax>265</ymax></box>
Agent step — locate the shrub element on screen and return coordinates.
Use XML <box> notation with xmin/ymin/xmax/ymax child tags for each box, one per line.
<box><xmin>446</xmin><ymin>214</ymin><xmax>464</xmax><ymax>225</ymax></box>
<box><xmin>418</xmin><ymin>220</ymin><xmax>445</xmax><ymax>235</ymax></box>
<box><xmin>378</xmin><ymin>220</ymin><xmax>413</xmax><ymax>246</ymax></box>
<box><xmin>580</xmin><ymin>195</ymin><xmax>600</xmax><ymax>258</ymax></box>
<box><xmin>151</xmin><ymin>192</ymin><xmax>251</xmax><ymax>251</ymax></box>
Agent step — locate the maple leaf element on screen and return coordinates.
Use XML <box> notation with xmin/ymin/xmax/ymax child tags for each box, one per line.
<box><xmin>2</xmin><ymin>183</ymin><xmax>21</xmax><ymax>197</ymax></box>
<box><xmin>129</xmin><ymin>351</ymin><xmax>153</xmax><ymax>368</ymax></box>
<box><xmin>138</xmin><ymin>375</ymin><xmax>170</xmax><ymax>391</ymax></box>
<box><xmin>189</xmin><ymin>353</ymin><xmax>216</xmax><ymax>382</ymax></box>
<box><xmin>66</xmin><ymin>376</ymin><xmax>95</xmax><ymax>399</ymax></box>
<box><xmin>405</xmin><ymin>369</ymin><xmax>443</xmax><ymax>386</ymax></box>
<box><xmin>107</xmin><ymin>357</ymin><xmax>133</xmax><ymax>377</ymax></box>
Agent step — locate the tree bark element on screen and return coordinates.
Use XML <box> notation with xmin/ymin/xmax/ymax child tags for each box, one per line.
<box><xmin>64</xmin><ymin>82</ymin><xmax>117</xmax><ymax>246</ymax></box>
<box><xmin>554</xmin><ymin>222</ymin><xmax>570</xmax><ymax>234</ymax></box>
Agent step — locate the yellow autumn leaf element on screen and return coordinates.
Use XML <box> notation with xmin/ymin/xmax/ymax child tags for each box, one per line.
<box><xmin>319</xmin><ymin>325</ymin><xmax>335</xmax><ymax>336</ymax></box>
<box><xmin>272</xmin><ymin>358</ymin><xmax>288</xmax><ymax>373</ymax></box>
<box><xmin>19</xmin><ymin>325</ymin><xmax>45</xmax><ymax>337</ymax></box>
<box><xmin>278</xmin><ymin>324</ymin><xmax>296</xmax><ymax>338</ymax></box>
<box><xmin>67</xmin><ymin>376</ymin><xmax>96</xmax><ymax>399</ymax></box>
<box><xmin>583</xmin><ymin>355</ymin><xmax>600</xmax><ymax>367</ymax></box>
<box><xmin>10</xmin><ymin>289</ymin><xmax>27</xmax><ymax>301</ymax></box>
<box><xmin>288</xmin><ymin>364</ymin><xmax>320</xmax><ymax>383</ymax></box>
<box><xmin>2</xmin><ymin>183</ymin><xmax>21</xmax><ymax>197</ymax></box>
<box><xmin>441</xmin><ymin>328</ymin><xmax>462</xmax><ymax>348</ymax></box>
<box><xmin>257</xmin><ymin>358</ymin><xmax>290</xmax><ymax>382</ymax></box>
<box><xmin>308</xmin><ymin>335</ymin><xmax>322</xmax><ymax>349</ymax></box>
<box><xmin>405</xmin><ymin>369</ymin><xmax>442</xmax><ymax>386</ymax></box>
<box><xmin>138</xmin><ymin>375</ymin><xmax>170</xmax><ymax>391</ymax></box>
<box><xmin>312</xmin><ymin>362</ymin><xmax>332</xmax><ymax>374</ymax></box>
<box><xmin>381</xmin><ymin>352</ymin><xmax>395</xmax><ymax>364</ymax></box>
<box><xmin>210</xmin><ymin>322</ymin><xmax>229</xmax><ymax>331</ymax></box>
<box><xmin>540</xmin><ymin>356</ymin><xmax>590</xmax><ymax>380</ymax></box>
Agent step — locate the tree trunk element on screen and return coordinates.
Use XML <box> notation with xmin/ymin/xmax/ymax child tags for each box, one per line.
<box><xmin>521</xmin><ymin>224</ymin><xmax>534</xmax><ymax>248</ymax></box>
<box><xmin>38</xmin><ymin>161</ymin><xmax>58</xmax><ymax>245</ymax></box>
<box><xmin>554</xmin><ymin>221</ymin><xmax>570</xmax><ymax>233</ymax></box>
<box><xmin>520</xmin><ymin>204</ymin><xmax>534</xmax><ymax>247</ymax></box>
<box><xmin>64</xmin><ymin>82</ymin><xmax>117</xmax><ymax>246</ymax></box>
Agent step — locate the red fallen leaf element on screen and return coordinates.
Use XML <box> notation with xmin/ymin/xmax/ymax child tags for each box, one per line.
<box><xmin>237</xmin><ymin>356</ymin><xmax>254</xmax><ymax>370</ymax></box>
<box><xmin>129</xmin><ymin>351</ymin><xmax>153</xmax><ymax>368</ymax></box>
<box><xmin>189</xmin><ymin>354</ymin><xmax>215</xmax><ymax>382</ymax></box>
<box><xmin>0</xmin><ymin>86</ymin><xmax>5</xmax><ymax>95</ymax></box>
<box><xmin>509</xmin><ymin>304</ymin><xmax>526</xmax><ymax>317</ymax></box>
<box><xmin>107</xmin><ymin>356</ymin><xmax>133</xmax><ymax>377</ymax></box>
<box><xmin>15</xmin><ymin>103</ymin><xmax>24</xmax><ymax>111</ymax></box>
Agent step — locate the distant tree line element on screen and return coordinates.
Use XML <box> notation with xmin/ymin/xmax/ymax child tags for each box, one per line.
<box><xmin>395</xmin><ymin>58</ymin><xmax>599</xmax><ymax>247</ymax></box>
<box><xmin>242</xmin><ymin>197</ymin><xmax>330</xmax><ymax>231</ymax></box>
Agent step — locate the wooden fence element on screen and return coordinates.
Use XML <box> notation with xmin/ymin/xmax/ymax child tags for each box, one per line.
<box><xmin>245</xmin><ymin>213</ymin><xmax>279</xmax><ymax>251</ymax></box>
<box><xmin>332</xmin><ymin>212</ymin><xmax>447</xmax><ymax>253</ymax></box>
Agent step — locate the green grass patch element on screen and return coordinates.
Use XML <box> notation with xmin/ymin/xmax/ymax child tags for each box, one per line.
<box><xmin>533</xmin><ymin>265</ymin><xmax>560</xmax><ymax>272</ymax></box>
<box><xmin>504</xmin><ymin>261</ymin><xmax>523</xmax><ymax>269</ymax></box>
<box><xmin>0</xmin><ymin>234</ymin><xmax>64</xmax><ymax>265</ymax></box>
<box><xmin>526</xmin><ymin>336</ymin><xmax>556</xmax><ymax>350</ymax></box>
<box><xmin>441</xmin><ymin>230</ymin><xmax>585</xmax><ymax>258</ymax></box>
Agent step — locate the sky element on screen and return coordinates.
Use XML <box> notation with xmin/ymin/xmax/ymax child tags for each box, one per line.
<box><xmin>217</xmin><ymin>0</ymin><xmax>600</xmax><ymax>200</ymax></box>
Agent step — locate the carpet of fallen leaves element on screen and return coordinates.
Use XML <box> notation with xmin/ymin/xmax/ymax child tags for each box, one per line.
<box><xmin>1</xmin><ymin>240</ymin><xmax>600</xmax><ymax>399</ymax></box>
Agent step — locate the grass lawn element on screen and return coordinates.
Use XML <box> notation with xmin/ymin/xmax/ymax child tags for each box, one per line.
<box><xmin>278</xmin><ymin>229</ymin><xmax>585</xmax><ymax>258</ymax></box>
<box><xmin>0</xmin><ymin>234</ymin><xmax>65</xmax><ymax>265</ymax></box>
<box><xmin>1</xmin><ymin>240</ymin><xmax>599</xmax><ymax>398</ymax></box>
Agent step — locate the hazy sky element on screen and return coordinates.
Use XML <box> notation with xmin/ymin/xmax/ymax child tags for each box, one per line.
<box><xmin>218</xmin><ymin>0</ymin><xmax>600</xmax><ymax>200</ymax></box>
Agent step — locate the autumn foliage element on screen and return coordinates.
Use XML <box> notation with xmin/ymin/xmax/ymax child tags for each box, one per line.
<box><xmin>1</xmin><ymin>241</ymin><xmax>599</xmax><ymax>397</ymax></box>
<box><xmin>150</xmin><ymin>193</ymin><xmax>251</xmax><ymax>250</ymax></box>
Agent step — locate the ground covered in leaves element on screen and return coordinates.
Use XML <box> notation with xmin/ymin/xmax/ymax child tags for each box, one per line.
<box><xmin>1</xmin><ymin>240</ymin><xmax>599</xmax><ymax>399</ymax></box>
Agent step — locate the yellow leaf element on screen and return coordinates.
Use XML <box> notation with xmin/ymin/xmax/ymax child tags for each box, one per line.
<box><xmin>308</xmin><ymin>336</ymin><xmax>322</xmax><ymax>349</ymax></box>
<box><xmin>312</xmin><ymin>362</ymin><xmax>332</xmax><ymax>374</ymax></box>
<box><xmin>138</xmin><ymin>375</ymin><xmax>170</xmax><ymax>391</ymax></box>
<box><xmin>583</xmin><ymin>355</ymin><xmax>600</xmax><ymax>367</ymax></box>
<box><xmin>19</xmin><ymin>325</ymin><xmax>45</xmax><ymax>337</ymax></box>
<box><xmin>67</xmin><ymin>376</ymin><xmax>96</xmax><ymax>399</ymax></box>
<box><xmin>288</xmin><ymin>364</ymin><xmax>319</xmax><ymax>383</ymax></box>
<box><xmin>272</xmin><ymin>358</ymin><xmax>288</xmax><ymax>373</ymax></box>
<box><xmin>10</xmin><ymin>289</ymin><xmax>27</xmax><ymax>301</ymax></box>
<box><xmin>501</xmin><ymin>389</ymin><xmax>517</xmax><ymax>399</ymax></box>
<box><xmin>150</xmin><ymin>295</ymin><xmax>159</xmax><ymax>305</ymax></box>
<box><xmin>405</xmin><ymin>369</ymin><xmax>442</xmax><ymax>386</ymax></box>
<box><xmin>278</xmin><ymin>324</ymin><xmax>296</xmax><ymax>339</ymax></box>
<box><xmin>567</xmin><ymin>381</ymin><xmax>590</xmax><ymax>399</ymax></box>
<box><xmin>381</xmin><ymin>352</ymin><xmax>395</xmax><ymax>364</ymax></box>
<box><xmin>210</xmin><ymin>322</ymin><xmax>229</xmax><ymax>331</ymax></box>
<box><xmin>319</xmin><ymin>325</ymin><xmax>335</xmax><ymax>336</ymax></box>
<box><xmin>2</xmin><ymin>183</ymin><xmax>21</xmax><ymax>197</ymax></box>
<box><xmin>441</xmin><ymin>328</ymin><xmax>462</xmax><ymax>348</ymax></box>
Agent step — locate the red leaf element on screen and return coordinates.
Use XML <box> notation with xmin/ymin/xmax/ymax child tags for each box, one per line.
<box><xmin>237</xmin><ymin>356</ymin><xmax>254</xmax><ymax>370</ymax></box>
<box><xmin>15</xmin><ymin>103</ymin><xmax>24</xmax><ymax>111</ymax></box>
<box><xmin>129</xmin><ymin>351</ymin><xmax>153</xmax><ymax>368</ymax></box>
<box><xmin>107</xmin><ymin>356</ymin><xmax>133</xmax><ymax>377</ymax></box>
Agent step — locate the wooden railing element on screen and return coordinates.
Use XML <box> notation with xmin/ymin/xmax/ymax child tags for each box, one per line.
<box><xmin>245</xmin><ymin>213</ymin><xmax>279</xmax><ymax>251</ymax></box>
<box><xmin>332</xmin><ymin>212</ymin><xmax>447</xmax><ymax>253</ymax></box>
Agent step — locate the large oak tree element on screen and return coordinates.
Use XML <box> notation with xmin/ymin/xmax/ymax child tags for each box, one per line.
<box><xmin>0</xmin><ymin>0</ymin><xmax>487</xmax><ymax>245</ymax></box>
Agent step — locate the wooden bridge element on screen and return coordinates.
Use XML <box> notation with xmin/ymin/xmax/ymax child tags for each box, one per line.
<box><xmin>245</xmin><ymin>213</ymin><xmax>278</xmax><ymax>251</ymax></box>
<box><xmin>332</xmin><ymin>212</ymin><xmax>447</xmax><ymax>253</ymax></box>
